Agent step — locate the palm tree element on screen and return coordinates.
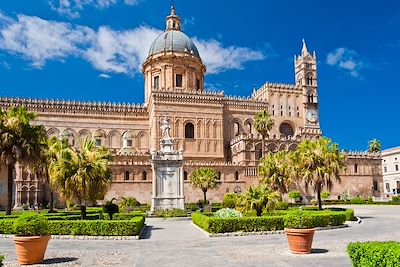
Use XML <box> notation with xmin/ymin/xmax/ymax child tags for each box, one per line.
<box><xmin>295</xmin><ymin>137</ymin><xmax>346</xmax><ymax>210</ymax></box>
<box><xmin>258</xmin><ymin>151</ymin><xmax>292</xmax><ymax>195</ymax></box>
<box><xmin>32</xmin><ymin>137</ymin><xmax>70</xmax><ymax>212</ymax></box>
<box><xmin>239</xmin><ymin>184</ymin><xmax>280</xmax><ymax>216</ymax></box>
<box><xmin>189</xmin><ymin>167</ymin><xmax>220</xmax><ymax>203</ymax></box>
<box><xmin>253</xmin><ymin>109</ymin><xmax>274</xmax><ymax>158</ymax></box>
<box><xmin>0</xmin><ymin>107</ymin><xmax>46</xmax><ymax>215</ymax></box>
<box><xmin>50</xmin><ymin>139</ymin><xmax>113</xmax><ymax>219</ymax></box>
<box><xmin>368</xmin><ymin>139</ymin><xmax>382</xmax><ymax>153</ymax></box>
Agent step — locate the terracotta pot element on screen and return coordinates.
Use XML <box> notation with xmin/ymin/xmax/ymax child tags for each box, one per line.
<box><xmin>284</xmin><ymin>228</ymin><xmax>315</xmax><ymax>254</ymax></box>
<box><xmin>13</xmin><ymin>235</ymin><xmax>51</xmax><ymax>265</ymax></box>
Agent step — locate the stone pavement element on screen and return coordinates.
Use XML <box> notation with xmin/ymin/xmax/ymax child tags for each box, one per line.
<box><xmin>1</xmin><ymin>205</ymin><xmax>400</xmax><ymax>266</ymax></box>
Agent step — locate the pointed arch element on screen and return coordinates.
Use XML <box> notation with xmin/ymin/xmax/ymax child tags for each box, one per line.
<box><xmin>137</xmin><ymin>131</ymin><xmax>149</xmax><ymax>150</ymax></box>
<box><xmin>47</xmin><ymin>128</ymin><xmax>59</xmax><ymax>138</ymax></box>
<box><xmin>108</xmin><ymin>130</ymin><xmax>122</xmax><ymax>148</ymax></box>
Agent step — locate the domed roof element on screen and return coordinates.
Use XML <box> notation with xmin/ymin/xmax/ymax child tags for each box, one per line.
<box><xmin>123</xmin><ymin>131</ymin><xmax>134</xmax><ymax>139</ymax></box>
<box><xmin>148</xmin><ymin>30</ymin><xmax>200</xmax><ymax>59</ymax></box>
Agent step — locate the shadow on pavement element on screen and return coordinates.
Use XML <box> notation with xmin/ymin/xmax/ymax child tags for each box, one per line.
<box><xmin>140</xmin><ymin>225</ymin><xmax>164</xmax><ymax>239</ymax></box>
<box><xmin>311</xmin><ymin>248</ymin><xmax>329</xmax><ymax>254</ymax></box>
<box><xmin>42</xmin><ymin>257</ymin><xmax>78</xmax><ymax>264</ymax></box>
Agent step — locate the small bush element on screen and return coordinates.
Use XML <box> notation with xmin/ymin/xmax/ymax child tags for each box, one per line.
<box><xmin>222</xmin><ymin>193</ymin><xmax>239</xmax><ymax>208</ymax></box>
<box><xmin>321</xmin><ymin>191</ymin><xmax>330</xmax><ymax>200</ymax></box>
<box><xmin>153</xmin><ymin>209</ymin><xmax>187</xmax><ymax>218</ymax></box>
<box><xmin>213</xmin><ymin>208</ymin><xmax>242</xmax><ymax>218</ymax></box>
<box><xmin>288</xmin><ymin>190</ymin><xmax>301</xmax><ymax>200</ymax></box>
<box><xmin>392</xmin><ymin>196</ymin><xmax>400</xmax><ymax>203</ymax></box>
<box><xmin>13</xmin><ymin>213</ymin><xmax>49</xmax><ymax>236</ymax></box>
<box><xmin>0</xmin><ymin>255</ymin><xmax>4</xmax><ymax>266</ymax></box>
<box><xmin>119</xmin><ymin>197</ymin><xmax>141</xmax><ymax>212</ymax></box>
<box><xmin>275</xmin><ymin>201</ymin><xmax>289</xmax><ymax>210</ymax></box>
<box><xmin>103</xmin><ymin>212</ymin><xmax>145</xmax><ymax>220</ymax></box>
<box><xmin>351</xmin><ymin>197</ymin><xmax>366</xmax><ymax>204</ymax></box>
<box><xmin>284</xmin><ymin>210</ymin><xmax>314</xmax><ymax>229</ymax></box>
<box><xmin>103</xmin><ymin>199</ymin><xmax>119</xmax><ymax>220</ymax></box>
<box><xmin>185</xmin><ymin>203</ymin><xmax>199</xmax><ymax>211</ymax></box>
<box><xmin>347</xmin><ymin>241</ymin><xmax>400</xmax><ymax>267</ymax></box>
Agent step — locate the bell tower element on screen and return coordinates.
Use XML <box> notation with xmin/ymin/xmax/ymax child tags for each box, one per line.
<box><xmin>294</xmin><ymin>39</ymin><xmax>321</xmax><ymax>136</ymax></box>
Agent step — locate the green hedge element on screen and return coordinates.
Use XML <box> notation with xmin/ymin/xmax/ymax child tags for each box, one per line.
<box><xmin>347</xmin><ymin>241</ymin><xmax>400</xmax><ymax>267</ymax></box>
<box><xmin>103</xmin><ymin>212</ymin><xmax>146</xmax><ymax>220</ymax></box>
<box><xmin>0</xmin><ymin>217</ymin><xmax>144</xmax><ymax>236</ymax></box>
<box><xmin>192</xmin><ymin>211</ymin><xmax>347</xmax><ymax>234</ymax></box>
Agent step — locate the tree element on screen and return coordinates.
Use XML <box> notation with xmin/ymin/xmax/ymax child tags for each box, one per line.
<box><xmin>49</xmin><ymin>139</ymin><xmax>113</xmax><ymax>219</ymax></box>
<box><xmin>368</xmin><ymin>139</ymin><xmax>382</xmax><ymax>153</ymax></box>
<box><xmin>258</xmin><ymin>151</ymin><xmax>292</xmax><ymax>195</ymax></box>
<box><xmin>32</xmin><ymin>137</ymin><xmax>70</xmax><ymax>212</ymax></box>
<box><xmin>189</xmin><ymin>167</ymin><xmax>219</xmax><ymax>203</ymax></box>
<box><xmin>253</xmin><ymin>109</ymin><xmax>274</xmax><ymax>158</ymax></box>
<box><xmin>0</xmin><ymin>107</ymin><xmax>46</xmax><ymax>215</ymax></box>
<box><xmin>239</xmin><ymin>184</ymin><xmax>280</xmax><ymax>216</ymax></box>
<box><xmin>295</xmin><ymin>137</ymin><xmax>346</xmax><ymax>210</ymax></box>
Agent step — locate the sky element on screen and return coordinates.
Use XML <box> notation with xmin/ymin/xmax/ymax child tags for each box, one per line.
<box><xmin>0</xmin><ymin>0</ymin><xmax>399</xmax><ymax>151</ymax></box>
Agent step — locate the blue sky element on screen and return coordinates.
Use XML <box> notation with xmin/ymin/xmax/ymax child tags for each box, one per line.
<box><xmin>0</xmin><ymin>0</ymin><xmax>399</xmax><ymax>151</ymax></box>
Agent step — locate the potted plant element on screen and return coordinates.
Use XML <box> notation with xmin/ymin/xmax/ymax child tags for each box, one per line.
<box><xmin>284</xmin><ymin>209</ymin><xmax>315</xmax><ymax>254</ymax></box>
<box><xmin>12</xmin><ymin>213</ymin><xmax>51</xmax><ymax>265</ymax></box>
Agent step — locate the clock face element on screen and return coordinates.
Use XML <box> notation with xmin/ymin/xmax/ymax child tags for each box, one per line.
<box><xmin>306</xmin><ymin>109</ymin><xmax>318</xmax><ymax>122</ymax></box>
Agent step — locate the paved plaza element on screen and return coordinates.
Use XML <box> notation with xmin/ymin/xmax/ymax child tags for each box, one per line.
<box><xmin>1</xmin><ymin>205</ymin><xmax>400</xmax><ymax>266</ymax></box>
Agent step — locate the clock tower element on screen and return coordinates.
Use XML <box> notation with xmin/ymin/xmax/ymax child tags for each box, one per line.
<box><xmin>294</xmin><ymin>39</ymin><xmax>321</xmax><ymax>137</ymax></box>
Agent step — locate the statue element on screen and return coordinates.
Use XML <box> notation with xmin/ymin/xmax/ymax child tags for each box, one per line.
<box><xmin>161</xmin><ymin>117</ymin><xmax>171</xmax><ymax>140</ymax></box>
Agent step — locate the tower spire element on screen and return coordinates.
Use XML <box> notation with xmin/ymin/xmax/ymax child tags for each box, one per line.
<box><xmin>302</xmin><ymin>38</ymin><xmax>309</xmax><ymax>55</ymax></box>
<box><xmin>166</xmin><ymin>0</ymin><xmax>181</xmax><ymax>31</ymax></box>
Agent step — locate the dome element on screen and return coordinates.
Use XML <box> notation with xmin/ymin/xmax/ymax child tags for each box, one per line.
<box><xmin>60</xmin><ymin>130</ymin><xmax>72</xmax><ymax>138</ymax></box>
<box><xmin>123</xmin><ymin>131</ymin><xmax>134</xmax><ymax>139</ymax></box>
<box><xmin>93</xmin><ymin>129</ymin><xmax>106</xmax><ymax>138</ymax></box>
<box><xmin>148</xmin><ymin>30</ymin><xmax>200</xmax><ymax>59</ymax></box>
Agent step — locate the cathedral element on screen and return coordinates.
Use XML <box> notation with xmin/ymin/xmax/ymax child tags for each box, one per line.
<box><xmin>0</xmin><ymin>5</ymin><xmax>382</xmax><ymax>208</ymax></box>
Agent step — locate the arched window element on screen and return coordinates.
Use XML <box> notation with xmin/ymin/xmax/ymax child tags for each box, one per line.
<box><xmin>307</xmin><ymin>76</ymin><xmax>313</xmax><ymax>85</ymax></box>
<box><xmin>185</xmin><ymin>123</ymin><xmax>195</xmax><ymax>139</ymax></box>
<box><xmin>142</xmin><ymin>171</ymin><xmax>147</xmax><ymax>181</ymax></box>
<box><xmin>234</xmin><ymin>122</ymin><xmax>240</xmax><ymax>137</ymax></box>
<box><xmin>124</xmin><ymin>171</ymin><xmax>130</xmax><ymax>181</ymax></box>
<box><xmin>279</xmin><ymin>123</ymin><xmax>294</xmax><ymax>137</ymax></box>
<box><xmin>184</xmin><ymin>171</ymin><xmax>188</xmax><ymax>181</ymax></box>
<box><xmin>217</xmin><ymin>171</ymin><xmax>221</xmax><ymax>180</ymax></box>
<box><xmin>234</xmin><ymin>171</ymin><xmax>239</xmax><ymax>181</ymax></box>
<box><xmin>246</xmin><ymin>123</ymin><xmax>252</xmax><ymax>134</ymax></box>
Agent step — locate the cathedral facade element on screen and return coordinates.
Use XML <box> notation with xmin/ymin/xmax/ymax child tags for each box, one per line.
<box><xmin>0</xmin><ymin>6</ymin><xmax>383</xmax><ymax>208</ymax></box>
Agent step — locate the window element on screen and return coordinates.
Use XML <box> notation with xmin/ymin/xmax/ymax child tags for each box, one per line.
<box><xmin>176</xmin><ymin>74</ymin><xmax>183</xmax><ymax>87</ymax></box>
<box><xmin>95</xmin><ymin>139</ymin><xmax>101</xmax><ymax>147</ymax></box>
<box><xmin>184</xmin><ymin>171</ymin><xmax>188</xmax><ymax>181</ymax></box>
<box><xmin>354</xmin><ymin>164</ymin><xmax>358</xmax><ymax>174</ymax></box>
<box><xmin>217</xmin><ymin>171</ymin><xmax>221</xmax><ymax>180</ymax></box>
<box><xmin>308</xmin><ymin>94</ymin><xmax>314</xmax><ymax>103</ymax></box>
<box><xmin>396</xmin><ymin>165</ymin><xmax>399</xmax><ymax>171</ymax></box>
<box><xmin>196</xmin><ymin>79</ymin><xmax>200</xmax><ymax>90</ymax></box>
<box><xmin>126</xmin><ymin>140</ymin><xmax>133</xmax><ymax>147</ymax></box>
<box><xmin>256</xmin><ymin>149</ymin><xmax>262</xmax><ymax>160</ymax></box>
<box><xmin>373</xmin><ymin>181</ymin><xmax>378</xmax><ymax>191</ymax></box>
<box><xmin>307</xmin><ymin>77</ymin><xmax>313</xmax><ymax>85</ymax></box>
<box><xmin>279</xmin><ymin>123</ymin><xmax>294</xmax><ymax>137</ymax></box>
<box><xmin>234</xmin><ymin>122</ymin><xmax>240</xmax><ymax>137</ymax></box>
<box><xmin>124</xmin><ymin>171</ymin><xmax>130</xmax><ymax>181</ymax></box>
<box><xmin>142</xmin><ymin>171</ymin><xmax>147</xmax><ymax>181</ymax></box>
<box><xmin>154</xmin><ymin>76</ymin><xmax>160</xmax><ymax>90</ymax></box>
<box><xmin>386</xmin><ymin>183</ymin><xmax>390</xmax><ymax>192</ymax></box>
<box><xmin>384</xmin><ymin>166</ymin><xmax>387</xmax><ymax>172</ymax></box>
<box><xmin>185</xmin><ymin>123</ymin><xmax>195</xmax><ymax>139</ymax></box>
<box><xmin>397</xmin><ymin>181</ymin><xmax>400</xmax><ymax>189</ymax></box>
<box><xmin>234</xmin><ymin>171</ymin><xmax>239</xmax><ymax>181</ymax></box>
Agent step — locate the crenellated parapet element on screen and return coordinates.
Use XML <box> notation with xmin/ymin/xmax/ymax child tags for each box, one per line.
<box><xmin>230</xmin><ymin>133</ymin><xmax>302</xmax><ymax>146</ymax></box>
<box><xmin>223</xmin><ymin>95</ymin><xmax>269</xmax><ymax>110</ymax></box>
<box><xmin>252</xmin><ymin>82</ymin><xmax>302</xmax><ymax>100</ymax></box>
<box><xmin>152</xmin><ymin>89</ymin><xmax>225</xmax><ymax>105</ymax></box>
<box><xmin>343</xmin><ymin>150</ymin><xmax>381</xmax><ymax>160</ymax></box>
<box><xmin>0</xmin><ymin>97</ymin><xmax>148</xmax><ymax>117</ymax></box>
<box><xmin>185</xmin><ymin>161</ymin><xmax>243</xmax><ymax>167</ymax></box>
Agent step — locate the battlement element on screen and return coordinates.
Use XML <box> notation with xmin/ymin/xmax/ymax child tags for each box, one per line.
<box><xmin>0</xmin><ymin>97</ymin><xmax>148</xmax><ymax>117</ymax></box>
<box><xmin>230</xmin><ymin>133</ymin><xmax>302</xmax><ymax>146</ymax></box>
<box><xmin>252</xmin><ymin>82</ymin><xmax>302</xmax><ymax>99</ymax></box>
<box><xmin>343</xmin><ymin>150</ymin><xmax>381</xmax><ymax>160</ymax></box>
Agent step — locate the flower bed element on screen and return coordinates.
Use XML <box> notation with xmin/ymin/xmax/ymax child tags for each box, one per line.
<box><xmin>192</xmin><ymin>210</ymin><xmax>348</xmax><ymax>234</ymax></box>
<box><xmin>347</xmin><ymin>241</ymin><xmax>400</xmax><ymax>266</ymax></box>
<box><xmin>0</xmin><ymin>216</ymin><xmax>144</xmax><ymax>236</ymax></box>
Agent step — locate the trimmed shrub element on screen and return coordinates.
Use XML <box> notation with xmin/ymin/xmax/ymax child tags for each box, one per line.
<box><xmin>275</xmin><ymin>201</ymin><xmax>289</xmax><ymax>210</ymax></box>
<box><xmin>185</xmin><ymin>203</ymin><xmax>199</xmax><ymax>212</ymax></box>
<box><xmin>222</xmin><ymin>193</ymin><xmax>239</xmax><ymax>208</ymax></box>
<box><xmin>284</xmin><ymin>210</ymin><xmax>314</xmax><ymax>229</ymax></box>
<box><xmin>153</xmin><ymin>209</ymin><xmax>187</xmax><ymax>218</ymax></box>
<box><xmin>347</xmin><ymin>241</ymin><xmax>400</xmax><ymax>267</ymax></box>
<box><xmin>214</xmin><ymin>208</ymin><xmax>242</xmax><ymax>218</ymax></box>
<box><xmin>192</xmin><ymin>210</ymin><xmax>347</xmax><ymax>234</ymax></box>
<box><xmin>103</xmin><ymin>212</ymin><xmax>145</xmax><ymax>220</ymax></box>
<box><xmin>0</xmin><ymin>220</ymin><xmax>14</xmax><ymax>234</ymax></box>
<box><xmin>288</xmin><ymin>190</ymin><xmax>301</xmax><ymax>200</ymax></box>
<box><xmin>321</xmin><ymin>191</ymin><xmax>330</xmax><ymax>200</ymax></box>
<box><xmin>0</xmin><ymin>255</ymin><xmax>4</xmax><ymax>266</ymax></box>
<box><xmin>351</xmin><ymin>197</ymin><xmax>366</xmax><ymax>204</ymax></box>
<box><xmin>13</xmin><ymin>213</ymin><xmax>49</xmax><ymax>236</ymax></box>
<box><xmin>392</xmin><ymin>196</ymin><xmax>400</xmax><ymax>203</ymax></box>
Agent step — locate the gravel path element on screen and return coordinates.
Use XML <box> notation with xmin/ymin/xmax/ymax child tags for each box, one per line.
<box><xmin>1</xmin><ymin>205</ymin><xmax>400</xmax><ymax>266</ymax></box>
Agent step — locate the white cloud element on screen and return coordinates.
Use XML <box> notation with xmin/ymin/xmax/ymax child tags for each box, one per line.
<box><xmin>194</xmin><ymin>38</ymin><xmax>265</xmax><ymax>74</ymax></box>
<box><xmin>49</xmin><ymin>0</ymin><xmax>141</xmax><ymax>18</ymax></box>
<box><xmin>0</xmin><ymin>12</ymin><xmax>266</xmax><ymax>76</ymax></box>
<box><xmin>98</xmin><ymin>73</ymin><xmax>111</xmax><ymax>78</ymax></box>
<box><xmin>327</xmin><ymin>47</ymin><xmax>363</xmax><ymax>77</ymax></box>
